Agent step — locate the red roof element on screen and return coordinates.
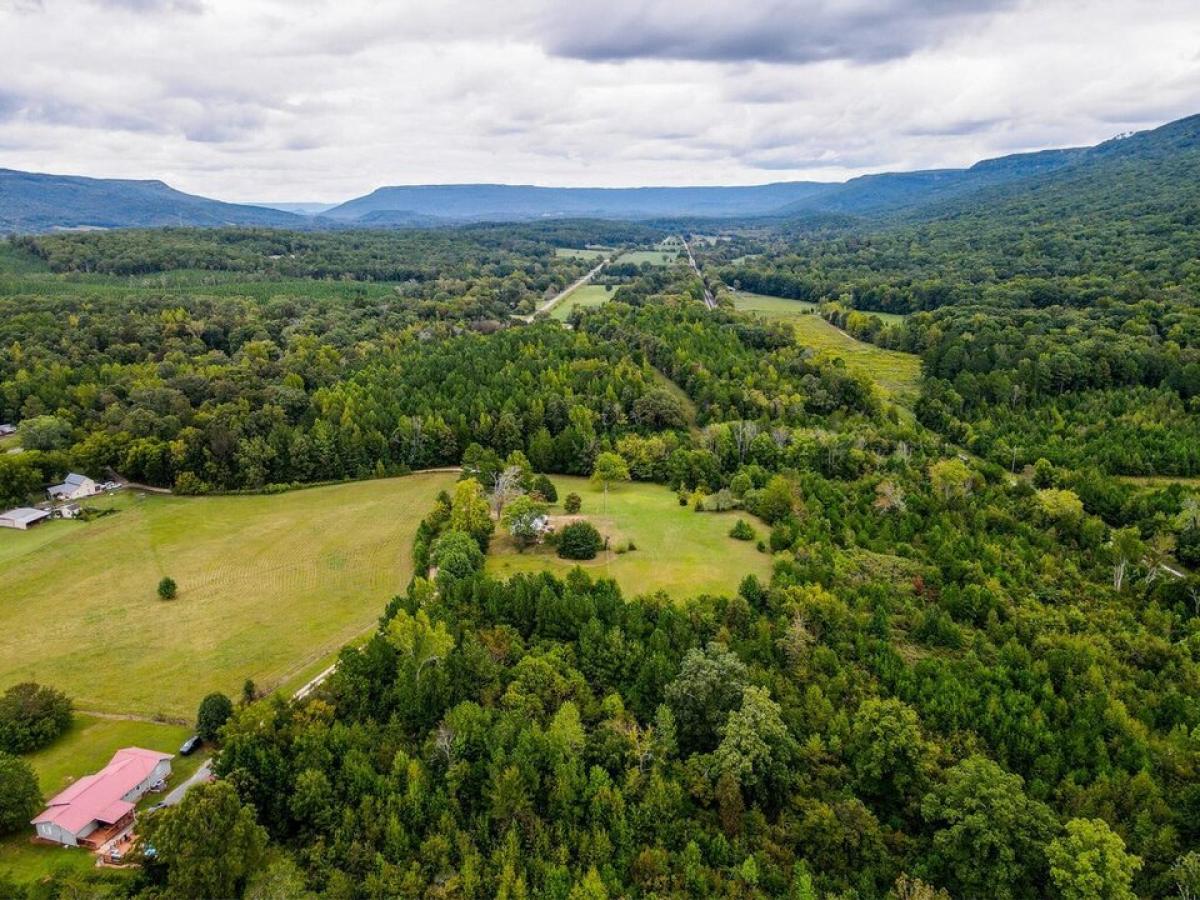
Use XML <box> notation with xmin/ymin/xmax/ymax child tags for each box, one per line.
<box><xmin>32</xmin><ymin>747</ymin><xmax>172</xmax><ymax>836</ymax></box>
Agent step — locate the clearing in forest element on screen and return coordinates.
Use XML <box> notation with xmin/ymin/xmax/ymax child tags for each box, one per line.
<box><xmin>486</xmin><ymin>476</ymin><xmax>773</xmax><ymax>598</ymax></box>
<box><xmin>616</xmin><ymin>249</ymin><xmax>681</xmax><ymax>266</ymax></box>
<box><xmin>0</xmin><ymin>472</ymin><xmax>457</xmax><ymax>718</ymax></box>
<box><xmin>732</xmin><ymin>291</ymin><xmax>921</xmax><ymax>401</ymax></box>
<box><xmin>554</xmin><ymin>247</ymin><xmax>609</xmax><ymax>261</ymax></box>
<box><xmin>550</xmin><ymin>283</ymin><xmax>616</xmax><ymax>320</ymax></box>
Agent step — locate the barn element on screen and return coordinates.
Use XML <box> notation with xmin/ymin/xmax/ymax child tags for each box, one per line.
<box><xmin>47</xmin><ymin>473</ymin><xmax>97</xmax><ymax>502</ymax></box>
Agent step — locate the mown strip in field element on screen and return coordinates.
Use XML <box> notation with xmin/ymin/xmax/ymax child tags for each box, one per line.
<box><xmin>731</xmin><ymin>291</ymin><xmax>921</xmax><ymax>401</ymax></box>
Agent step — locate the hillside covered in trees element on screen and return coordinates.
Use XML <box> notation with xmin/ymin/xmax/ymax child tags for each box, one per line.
<box><xmin>1</xmin><ymin>114</ymin><xmax>1200</xmax><ymax>900</ymax></box>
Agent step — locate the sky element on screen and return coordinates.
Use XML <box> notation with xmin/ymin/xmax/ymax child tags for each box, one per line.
<box><xmin>0</xmin><ymin>0</ymin><xmax>1198</xmax><ymax>203</ymax></box>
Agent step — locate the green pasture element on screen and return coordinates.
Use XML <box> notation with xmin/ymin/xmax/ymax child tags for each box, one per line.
<box><xmin>486</xmin><ymin>476</ymin><xmax>773</xmax><ymax>599</ymax></box>
<box><xmin>0</xmin><ymin>472</ymin><xmax>456</xmax><ymax>719</ymax></box>
<box><xmin>550</xmin><ymin>284</ymin><xmax>615</xmax><ymax>320</ymax></box>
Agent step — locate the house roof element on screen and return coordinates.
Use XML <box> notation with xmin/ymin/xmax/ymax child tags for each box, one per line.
<box><xmin>49</xmin><ymin>473</ymin><xmax>92</xmax><ymax>495</ymax></box>
<box><xmin>32</xmin><ymin>747</ymin><xmax>172</xmax><ymax>835</ymax></box>
<box><xmin>1</xmin><ymin>507</ymin><xmax>49</xmax><ymax>525</ymax></box>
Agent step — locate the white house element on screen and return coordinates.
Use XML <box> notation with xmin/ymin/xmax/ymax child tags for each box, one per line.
<box><xmin>0</xmin><ymin>423</ymin><xmax>15</xmax><ymax>436</ymax></box>
<box><xmin>0</xmin><ymin>507</ymin><xmax>50</xmax><ymax>530</ymax></box>
<box><xmin>32</xmin><ymin>747</ymin><xmax>172</xmax><ymax>848</ymax></box>
<box><xmin>47</xmin><ymin>473</ymin><xmax>96</xmax><ymax>502</ymax></box>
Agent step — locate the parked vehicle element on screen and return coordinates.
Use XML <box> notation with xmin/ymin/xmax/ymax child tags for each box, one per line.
<box><xmin>178</xmin><ymin>735</ymin><xmax>201</xmax><ymax>756</ymax></box>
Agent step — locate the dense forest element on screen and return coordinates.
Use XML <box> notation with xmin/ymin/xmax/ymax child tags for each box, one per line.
<box><xmin>2</xmin><ymin>115</ymin><xmax>1200</xmax><ymax>900</ymax></box>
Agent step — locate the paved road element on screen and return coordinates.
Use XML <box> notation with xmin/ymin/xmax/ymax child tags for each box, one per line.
<box><xmin>163</xmin><ymin>758</ymin><xmax>211</xmax><ymax>806</ymax></box>
<box><xmin>682</xmin><ymin>237</ymin><xmax>716</xmax><ymax>309</ymax></box>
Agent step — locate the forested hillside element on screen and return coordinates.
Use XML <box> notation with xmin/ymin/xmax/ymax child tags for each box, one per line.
<box><xmin>2</xmin><ymin>116</ymin><xmax>1200</xmax><ymax>900</ymax></box>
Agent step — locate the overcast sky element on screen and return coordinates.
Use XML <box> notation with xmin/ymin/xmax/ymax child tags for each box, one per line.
<box><xmin>0</xmin><ymin>0</ymin><xmax>1197</xmax><ymax>202</ymax></box>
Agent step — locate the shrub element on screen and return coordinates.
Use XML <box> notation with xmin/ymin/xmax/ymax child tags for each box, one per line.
<box><xmin>563</xmin><ymin>493</ymin><xmax>582</xmax><ymax>514</ymax></box>
<box><xmin>158</xmin><ymin>576</ymin><xmax>177</xmax><ymax>600</ymax></box>
<box><xmin>431</xmin><ymin>529</ymin><xmax>485</xmax><ymax>579</ymax></box>
<box><xmin>558</xmin><ymin>521</ymin><xmax>603</xmax><ymax>560</ymax></box>
<box><xmin>0</xmin><ymin>683</ymin><xmax>72</xmax><ymax>753</ymax></box>
<box><xmin>196</xmin><ymin>692</ymin><xmax>234</xmax><ymax>742</ymax></box>
<box><xmin>729</xmin><ymin>519</ymin><xmax>756</xmax><ymax>541</ymax></box>
<box><xmin>531</xmin><ymin>474</ymin><xmax>558</xmax><ymax>503</ymax></box>
<box><xmin>702</xmin><ymin>488</ymin><xmax>737</xmax><ymax>512</ymax></box>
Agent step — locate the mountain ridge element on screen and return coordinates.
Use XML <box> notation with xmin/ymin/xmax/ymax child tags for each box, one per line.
<box><xmin>1</xmin><ymin>113</ymin><xmax>1196</xmax><ymax>233</ymax></box>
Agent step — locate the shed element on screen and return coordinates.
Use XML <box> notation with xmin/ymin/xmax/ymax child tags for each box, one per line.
<box><xmin>0</xmin><ymin>507</ymin><xmax>50</xmax><ymax>530</ymax></box>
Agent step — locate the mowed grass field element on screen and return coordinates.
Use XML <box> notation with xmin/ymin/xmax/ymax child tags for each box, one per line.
<box><xmin>550</xmin><ymin>284</ymin><xmax>616</xmax><ymax>320</ymax></box>
<box><xmin>555</xmin><ymin>247</ymin><xmax>609</xmax><ymax>260</ymax></box>
<box><xmin>732</xmin><ymin>291</ymin><xmax>921</xmax><ymax>401</ymax></box>
<box><xmin>486</xmin><ymin>477</ymin><xmax>772</xmax><ymax>599</ymax></box>
<box><xmin>0</xmin><ymin>472</ymin><xmax>456</xmax><ymax>718</ymax></box>
<box><xmin>617</xmin><ymin>249</ymin><xmax>681</xmax><ymax>266</ymax></box>
<box><xmin>0</xmin><ymin>715</ymin><xmax>200</xmax><ymax>882</ymax></box>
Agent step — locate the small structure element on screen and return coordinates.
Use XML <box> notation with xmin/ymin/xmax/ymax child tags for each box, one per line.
<box><xmin>0</xmin><ymin>507</ymin><xmax>50</xmax><ymax>530</ymax></box>
<box><xmin>0</xmin><ymin>423</ymin><xmax>15</xmax><ymax>436</ymax></box>
<box><xmin>57</xmin><ymin>503</ymin><xmax>82</xmax><ymax>519</ymax></box>
<box><xmin>47</xmin><ymin>473</ymin><xmax>97</xmax><ymax>502</ymax></box>
<box><xmin>32</xmin><ymin>747</ymin><xmax>173</xmax><ymax>848</ymax></box>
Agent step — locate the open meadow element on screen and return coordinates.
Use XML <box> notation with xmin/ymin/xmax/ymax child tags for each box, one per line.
<box><xmin>550</xmin><ymin>283</ymin><xmax>616</xmax><ymax>320</ymax></box>
<box><xmin>0</xmin><ymin>472</ymin><xmax>456</xmax><ymax>719</ymax></box>
<box><xmin>732</xmin><ymin>291</ymin><xmax>921</xmax><ymax>401</ymax></box>
<box><xmin>616</xmin><ymin>249</ymin><xmax>681</xmax><ymax>266</ymax></box>
<box><xmin>486</xmin><ymin>476</ymin><xmax>773</xmax><ymax>598</ymax></box>
<box><xmin>554</xmin><ymin>247</ymin><xmax>609</xmax><ymax>261</ymax></box>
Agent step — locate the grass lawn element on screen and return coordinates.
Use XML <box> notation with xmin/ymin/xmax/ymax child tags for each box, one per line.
<box><xmin>555</xmin><ymin>247</ymin><xmax>609</xmax><ymax>261</ymax></box>
<box><xmin>486</xmin><ymin>477</ymin><xmax>772</xmax><ymax>599</ymax></box>
<box><xmin>0</xmin><ymin>714</ymin><xmax>198</xmax><ymax>884</ymax></box>
<box><xmin>732</xmin><ymin>292</ymin><xmax>921</xmax><ymax>401</ymax></box>
<box><xmin>0</xmin><ymin>472</ymin><xmax>456</xmax><ymax>718</ymax></box>
<box><xmin>731</xmin><ymin>291</ymin><xmax>819</xmax><ymax>316</ymax></box>
<box><xmin>550</xmin><ymin>284</ymin><xmax>616</xmax><ymax>321</ymax></box>
<box><xmin>617</xmin><ymin>250</ymin><xmax>681</xmax><ymax>266</ymax></box>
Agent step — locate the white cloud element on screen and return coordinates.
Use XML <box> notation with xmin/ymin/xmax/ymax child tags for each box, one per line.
<box><xmin>0</xmin><ymin>0</ymin><xmax>1196</xmax><ymax>201</ymax></box>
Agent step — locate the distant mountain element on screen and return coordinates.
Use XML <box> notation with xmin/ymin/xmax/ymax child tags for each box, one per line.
<box><xmin>324</xmin><ymin>182</ymin><xmax>837</xmax><ymax>223</ymax></box>
<box><xmin>776</xmin><ymin>147</ymin><xmax>1085</xmax><ymax>218</ymax></box>
<box><xmin>253</xmin><ymin>201</ymin><xmax>339</xmax><ymax>216</ymax></box>
<box><xmin>889</xmin><ymin>112</ymin><xmax>1200</xmax><ymax>228</ymax></box>
<box><xmin>0</xmin><ymin>169</ymin><xmax>305</xmax><ymax>233</ymax></box>
<box><xmin>3</xmin><ymin>113</ymin><xmax>1196</xmax><ymax>233</ymax></box>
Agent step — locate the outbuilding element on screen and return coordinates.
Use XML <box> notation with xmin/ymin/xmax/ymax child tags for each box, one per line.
<box><xmin>0</xmin><ymin>507</ymin><xmax>50</xmax><ymax>530</ymax></box>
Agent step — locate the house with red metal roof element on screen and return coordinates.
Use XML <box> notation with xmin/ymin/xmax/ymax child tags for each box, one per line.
<box><xmin>32</xmin><ymin>747</ymin><xmax>172</xmax><ymax>848</ymax></box>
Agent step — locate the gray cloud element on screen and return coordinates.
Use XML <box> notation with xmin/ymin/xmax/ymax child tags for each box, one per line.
<box><xmin>536</xmin><ymin>0</ymin><xmax>1016</xmax><ymax>64</ymax></box>
<box><xmin>0</xmin><ymin>0</ymin><xmax>1196</xmax><ymax>200</ymax></box>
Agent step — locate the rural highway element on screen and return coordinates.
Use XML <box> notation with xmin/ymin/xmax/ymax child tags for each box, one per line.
<box><xmin>682</xmin><ymin>237</ymin><xmax>717</xmax><ymax>309</ymax></box>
